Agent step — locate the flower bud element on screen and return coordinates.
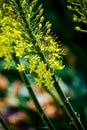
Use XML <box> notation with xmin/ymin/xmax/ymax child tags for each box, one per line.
<box><xmin>40</xmin><ymin>16</ymin><xmax>44</xmax><ymax>22</ymax></box>
<box><xmin>46</xmin><ymin>29</ymin><xmax>51</xmax><ymax>34</ymax></box>
<box><xmin>39</xmin><ymin>9</ymin><xmax>43</xmax><ymax>15</ymax></box>
<box><xmin>67</xmin><ymin>5</ymin><xmax>72</xmax><ymax>10</ymax></box>
<box><xmin>38</xmin><ymin>4</ymin><xmax>42</xmax><ymax>10</ymax></box>
<box><xmin>75</xmin><ymin>26</ymin><xmax>81</xmax><ymax>31</ymax></box>
<box><xmin>73</xmin><ymin>15</ymin><xmax>78</xmax><ymax>21</ymax></box>
<box><xmin>47</xmin><ymin>23</ymin><xmax>52</xmax><ymax>29</ymax></box>
<box><xmin>39</xmin><ymin>23</ymin><xmax>42</xmax><ymax>29</ymax></box>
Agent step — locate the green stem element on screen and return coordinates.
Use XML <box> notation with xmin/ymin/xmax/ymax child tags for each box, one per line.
<box><xmin>13</xmin><ymin>55</ymin><xmax>56</xmax><ymax>130</ymax></box>
<box><xmin>44</xmin><ymin>77</ymin><xmax>85</xmax><ymax>130</ymax></box>
<box><xmin>0</xmin><ymin>115</ymin><xmax>10</xmax><ymax>130</ymax></box>
<box><xmin>52</xmin><ymin>76</ymin><xmax>85</xmax><ymax>130</ymax></box>
<box><xmin>20</xmin><ymin>71</ymin><xmax>56</xmax><ymax>130</ymax></box>
<box><xmin>14</xmin><ymin>0</ymin><xmax>85</xmax><ymax>129</ymax></box>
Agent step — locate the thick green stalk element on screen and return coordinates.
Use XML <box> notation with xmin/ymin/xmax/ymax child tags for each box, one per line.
<box><xmin>14</xmin><ymin>0</ymin><xmax>85</xmax><ymax>129</ymax></box>
<box><xmin>52</xmin><ymin>76</ymin><xmax>85</xmax><ymax>130</ymax></box>
<box><xmin>0</xmin><ymin>116</ymin><xmax>10</xmax><ymax>130</ymax></box>
<box><xmin>20</xmin><ymin>71</ymin><xmax>56</xmax><ymax>130</ymax></box>
<box><xmin>13</xmin><ymin>54</ymin><xmax>56</xmax><ymax>130</ymax></box>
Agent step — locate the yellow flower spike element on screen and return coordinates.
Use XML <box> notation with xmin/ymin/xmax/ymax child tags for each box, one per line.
<box><xmin>0</xmin><ymin>0</ymin><xmax>64</xmax><ymax>89</ymax></box>
<box><xmin>16</xmin><ymin>63</ymin><xmax>25</xmax><ymax>72</ymax></box>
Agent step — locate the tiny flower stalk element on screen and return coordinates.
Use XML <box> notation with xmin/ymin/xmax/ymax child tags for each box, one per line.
<box><xmin>67</xmin><ymin>0</ymin><xmax>87</xmax><ymax>32</ymax></box>
<box><xmin>0</xmin><ymin>0</ymin><xmax>85</xmax><ymax>130</ymax></box>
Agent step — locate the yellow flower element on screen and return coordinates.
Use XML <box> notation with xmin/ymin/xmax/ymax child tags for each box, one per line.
<box><xmin>50</xmin><ymin>60</ymin><xmax>65</xmax><ymax>70</ymax></box>
<box><xmin>44</xmin><ymin>79</ymin><xmax>54</xmax><ymax>88</ymax></box>
<box><xmin>43</xmin><ymin>69</ymin><xmax>54</xmax><ymax>88</ymax></box>
<box><xmin>36</xmin><ymin>61</ymin><xmax>47</xmax><ymax>75</ymax></box>
<box><xmin>29</xmin><ymin>55</ymin><xmax>39</xmax><ymax>73</ymax></box>
<box><xmin>35</xmin><ymin>77</ymin><xmax>43</xmax><ymax>86</ymax></box>
<box><xmin>16</xmin><ymin>63</ymin><xmax>25</xmax><ymax>72</ymax></box>
<box><xmin>43</xmin><ymin>69</ymin><xmax>52</xmax><ymax>80</ymax></box>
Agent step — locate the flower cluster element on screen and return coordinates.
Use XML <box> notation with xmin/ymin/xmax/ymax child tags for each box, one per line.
<box><xmin>67</xmin><ymin>0</ymin><xmax>87</xmax><ymax>32</ymax></box>
<box><xmin>0</xmin><ymin>0</ymin><xmax>64</xmax><ymax>88</ymax></box>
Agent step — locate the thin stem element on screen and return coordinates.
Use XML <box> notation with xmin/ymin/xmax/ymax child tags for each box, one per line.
<box><xmin>0</xmin><ymin>116</ymin><xmax>10</xmax><ymax>130</ymax></box>
<box><xmin>13</xmin><ymin>54</ymin><xmax>56</xmax><ymax>130</ymax></box>
<box><xmin>79</xmin><ymin>0</ymin><xmax>87</xmax><ymax>23</ymax></box>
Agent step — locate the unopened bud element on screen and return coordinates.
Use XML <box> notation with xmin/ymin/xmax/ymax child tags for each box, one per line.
<box><xmin>73</xmin><ymin>15</ymin><xmax>78</xmax><ymax>21</ymax></box>
<box><xmin>3</xmin><ymin>3</ymin><xmax>6</xmax><ymax>9</ymax></box>
<box><xmin>38</xmin><ymin>4</ymin><xmax>42</xmax><ymax>10</ymax></box>
<box><xmin>67</xmin><ymin>5</ymin><xmax>72</xmax><ymax>10</ymax></box>
<box><xmin>47</xmin><ymin>23</ymin><xmax>52</xmax><ymax>29</ymax></box>
<box><xmin>46</xmin><ymin>29</ymin><xmax>51</xmax><ymax>34</ymax></box>
<box><xmin>45</xmin><ymin>21</ymin><xmax>50</xmax><ymax>26</ymax></box>
<box><xmin>36</xmin><ymin>14</ymin><xmax>40</xmax><ymax>19</ymax></box>
<box><xmin>29</xmin><ymin>6</ymin><xmax>32</xmax><ymax>13</ymax></box>
<box><xmin>39</xmin><ymin>23</ymin><xmax>42</xmax><ymax>29</ymax></box>
<box><xmin>39</xmin><ymin>9</ymin><xmax>43</xmax><ymax>15</ymax></box>
<box><xmin>40</xmin><ymin>16</ymin><xmax>44</xmax><ymax>22</ymax></box>
<box><xmin>28</xmin><ymin>14</ymin><xmax>30</xmax><ymax>19</ymax></box>
<box><xmin>75</xmin><ymin>26</ymin><xmax>81</xmax><ymax>31</ymax></box>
